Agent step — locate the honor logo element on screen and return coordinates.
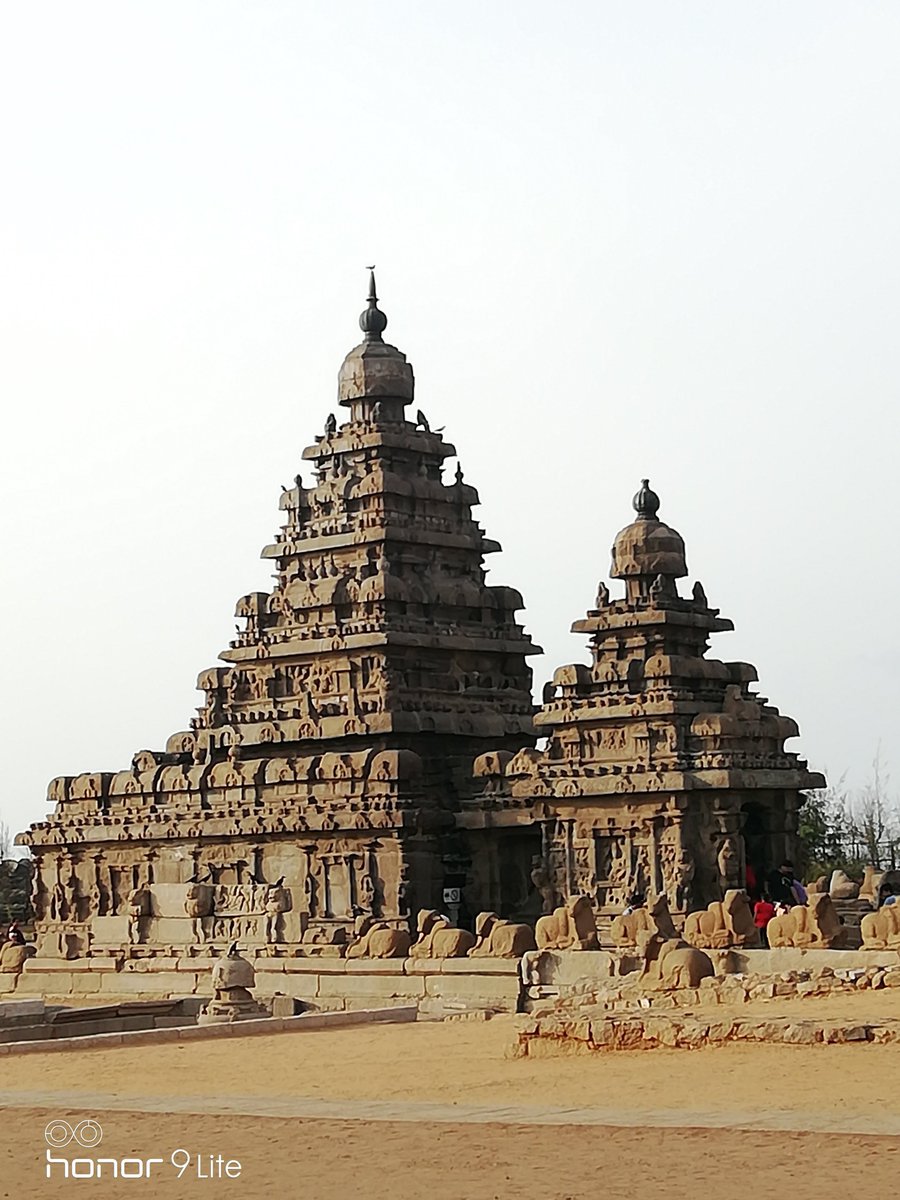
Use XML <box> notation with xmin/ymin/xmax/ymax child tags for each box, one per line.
<box><xmin>41</xmin><ymin>1120</ymin><xmax>242</xmax><ymax>1181</ymax></box>
<box><xmin>44</xmin><ymin>1120</ymin><xmax>103</xmax><ymax>1149</ymax></box>
<box><xmin>44</xmin><ymin>1119</ymin><xmax>165</xmax><ymax>1180</ymax></box>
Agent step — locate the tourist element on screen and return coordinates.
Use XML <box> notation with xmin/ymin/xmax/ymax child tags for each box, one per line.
<box><xmin>753</xmin><ymin>889</ymin><xmax>775</xmax><ymax>947</ymax></box>
<box><xmin>768</xmin><ymin>861</ymin><xmax>799</xmax><ymax>906</ymax></box>
<box><xmin>6</xmin><ymin>922</ymin><xmax>25</xmax><ymax>946</ymax></box>
<box><xmin>622</xmin><ymin>892</ymin><xmax>645</xmax><ymax>917</ymax></box>
<box><xmin>791</xmin><ymin>876</ymin><xmax>808</xmax><ymax>905</ymax></box>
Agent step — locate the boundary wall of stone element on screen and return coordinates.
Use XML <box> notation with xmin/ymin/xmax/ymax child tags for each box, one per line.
<box><xmin>3</xmin><ymin>955</ymin><xmax>522</xmax><ymax>1013</ymax></box>
<box><xmin>5</xmin><ymin>947</ymin><xmax>899</xmax><ymax>1014</ymax></box>
<box><xmin>534</xmin><ymin>946</ymin><xmax>900</xmax><ymax>988</ymax></box>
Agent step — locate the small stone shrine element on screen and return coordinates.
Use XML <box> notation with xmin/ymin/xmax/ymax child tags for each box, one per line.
<box><xmin>198</xmin><ymin>943</ymin><xmax>268</xmax><ymax>1024</ymax></box>
<box><xmin>463</xmin><ymin>480</ymin><xmax>824</xmax><ymax>926</ymax></box>
<box><xmin>20</xmin><ymin>274</ymin><xmax>540</xmax><ymax>964</ymax></box>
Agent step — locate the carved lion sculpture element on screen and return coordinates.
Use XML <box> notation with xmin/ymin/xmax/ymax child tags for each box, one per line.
<box><xmin>346</xmin><ymin>917</ymin><xmax>412</xmax><ymax>959</ymax></box>
<box><xmin>858</xmin><ymin>865</ymin><xmax>883</xmax><ymax>906</ymax></box>
<box><xmin>767</xmin><ymin>892</ymin><xmax>846</xmax><ymax>949</ymax></box>
<box><xmin>860</xmin><ymin>903</ymin><xmax>900</xmax><ymax>950</ymax></box>
<box><xmin>683</xmin><ymin>890</ymin><xmax>760</xmax><ymax>949</ymax></box>
<box><xmin>409</xmin><ymin>910</ymin><xmax>476</xmax><ymax>959</ymax></box>
<box><xmin>610</xmin><ymin>893</ymin><xmax>678</xmax><ymax>948</ymax></box>
<box><xmin>641</xmin><ymin>938</ymin><xmax>715</xmax><ymax>990</ymax></box>
<box><xmin>0</xmin><ymin>942</ymin><xmax>33</xmax><ymax>976</ymax></box>
<box><xmin>535</xmin><ymin>895</ymin><xmax>599</xmax><ymax>951</ymax></box>
<box><xmin>829</xmin><ymin>869</ymin><xmax>860</xmax><ymax>900</ymax></box>
<box><xmin>468</xmin><ymin>912</ymin><xmax>537</xmax><ymax>958</ymax></box>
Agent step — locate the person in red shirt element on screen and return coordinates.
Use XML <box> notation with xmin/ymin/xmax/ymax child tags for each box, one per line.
<box><xmin>753</xmin><ymin>888</ymin><xmax>775</xmax><ymax>947</ymax></box>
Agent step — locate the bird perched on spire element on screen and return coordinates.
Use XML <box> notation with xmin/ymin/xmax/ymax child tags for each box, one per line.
<box><xmin>325</xmin><ymin>413</ymin><xmax>337</xmax><ymax>435</ymax></box>
<box><xmin>415</xmin><ymin>409</ymin><xmax>430</xmax><ymax>432</ymax></box>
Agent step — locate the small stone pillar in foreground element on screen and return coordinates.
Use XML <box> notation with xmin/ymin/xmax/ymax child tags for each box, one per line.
<box><xmin>198</xmin><ymin>943</ymin><xmax>269</xmax><ymax>1025</ymax></box>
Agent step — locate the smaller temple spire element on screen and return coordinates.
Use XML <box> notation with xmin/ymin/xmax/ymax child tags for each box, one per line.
<box><xmin>632</xmin><ymin>478</ymin><xmax>660</xmax><ymax>521</ymax></box>
<box><xmin>359</xmin><ymin>266</ymin><xmax>388</xmax><ymax>343</ymax></box>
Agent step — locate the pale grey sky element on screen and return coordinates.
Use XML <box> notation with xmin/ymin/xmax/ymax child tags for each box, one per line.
<box><xmin>2</xmin><ymin>2</ymin><xmax>899</xmax><ymax>837</ymax></box>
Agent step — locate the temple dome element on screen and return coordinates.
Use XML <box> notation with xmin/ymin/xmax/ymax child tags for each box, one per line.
<box><xmin>337</xmin><ymin>270</ymin><xmax>414</xmax><ymax>405</ymax></box>
<box><xmin>611</xmin><ymin>479</ymin><xmax>688</xmax><ymax>579</ymax></box>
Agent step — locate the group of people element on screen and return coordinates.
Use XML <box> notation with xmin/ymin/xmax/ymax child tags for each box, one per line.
<box><xmin>747</xmin><ymin>861</ymin><xmax>807</xmax><ymax>946</ymax></box>
<box><xmin>620</xmin><ymin>860</ymin><xmax>807</xmax><ymax>949</ymax></box>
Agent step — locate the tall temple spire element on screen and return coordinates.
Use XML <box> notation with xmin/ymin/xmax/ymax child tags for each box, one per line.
<box><xmin>359</xmin><ymin>266</ymin><xmax>388</xmax><ymax>343</ymax></box>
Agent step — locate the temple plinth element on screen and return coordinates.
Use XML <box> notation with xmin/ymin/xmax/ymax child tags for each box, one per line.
<box><xmin>21</xmin><ymin>275</ymin><xmax>541</xmax><ymax>962</ymax></box>
<box><xmin>463</xmin><ymin>480</ymin><xmax>824</xmax><ymax>923</ymax></box>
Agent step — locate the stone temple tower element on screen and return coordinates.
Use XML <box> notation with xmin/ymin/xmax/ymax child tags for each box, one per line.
<box><xmin>21</xmin><ymin>275</ymin><xmax>540</xmax><ymax>961</ymax></box>
<box><xmin>465</xmin><ymin>479</ymin><xmax>823</xmax><ymax>924</ymax></box>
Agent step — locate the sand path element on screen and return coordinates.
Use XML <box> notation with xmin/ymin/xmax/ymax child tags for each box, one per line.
<box><xmin>2</xmin><ymin>1010</ymin><xmax>897</xmax><ymax>1197</ymax></box>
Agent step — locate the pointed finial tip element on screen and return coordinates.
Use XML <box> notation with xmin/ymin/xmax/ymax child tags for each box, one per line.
<box><xmin>359</xmin><ymin>265</ymin><xmax>387</xmax><ymax>341</ymax></box>
<box><xmin>632</xmin><ymin>478</ymin><xmax>660</xmax><ymax>520</ymax></box>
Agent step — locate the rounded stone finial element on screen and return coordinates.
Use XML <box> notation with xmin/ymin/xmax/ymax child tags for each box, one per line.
<box><xmin>359</xmin><ymin>268</ymin><xmax>388</xmax><ymax>342</ymax></box>
<box><xmin>338</xmin><ymin>269</ymin><xmax>414</xmax><ymax>405</ymax></box>
<box><xmin>632</xmin><ymin>478</ymin><xmax>660</xmax><ymax>521</ymax></box>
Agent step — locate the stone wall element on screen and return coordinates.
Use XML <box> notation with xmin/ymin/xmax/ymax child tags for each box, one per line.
<box><xmin>3</xmin><ymin>954</ymin><xmax>522</xmax><ymax>1014</ymax></box>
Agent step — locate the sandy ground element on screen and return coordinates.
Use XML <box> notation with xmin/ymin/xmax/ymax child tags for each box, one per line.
<box><xmin>1</xmin><ymin>995</ymin><xmax>898</xmax><ymax>1198</ymax></box>
<box><xmin>2</xmin><ymin>1109</ymin><xmax>897</xmax><ymax>1200</ymax></box>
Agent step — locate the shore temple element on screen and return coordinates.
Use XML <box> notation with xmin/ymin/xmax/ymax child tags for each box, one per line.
<box><xmin>20</xmin><ymin>278</ymin><xmax>823</xmax><ymax>961</ymax></box>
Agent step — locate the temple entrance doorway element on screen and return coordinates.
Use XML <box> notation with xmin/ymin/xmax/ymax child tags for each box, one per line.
<box><xmin>498</xmin><ymin>829</ymin><xmax>543</xmax><ymax>920</ymax></box>
<box><xmin>741</xmin><ymin>802</ymin><xmax>769</xmax><ymax>898</ymax></box>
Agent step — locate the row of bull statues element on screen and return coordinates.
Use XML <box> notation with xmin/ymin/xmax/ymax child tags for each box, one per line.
<box><xmin>612</xmin><ymin>889</ymin><xmax>846</xmax><ymax>952</ymax></box>
<box><xmin>346</xmin><ymin>899</ymin><xmax>600</xmax><ymax>960</ymax></box>
<box><xmin>343</xmin><ymin>886</ymin><xmax>864</xmax><ymax>960</ymax></box>
<box><xmin>350</xmin><ymin>864</ymin><xmax>900</xmax><ymax>960</ymax></box>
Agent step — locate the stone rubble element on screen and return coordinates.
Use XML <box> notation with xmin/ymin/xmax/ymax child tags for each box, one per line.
<box><xmin>514</xmin><ymin>964</ymin><xmax>900</xmax><ymax>1054</ymax></box>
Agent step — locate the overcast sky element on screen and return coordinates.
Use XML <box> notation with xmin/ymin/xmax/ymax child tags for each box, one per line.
<box><xmin>1</xmin><ymin>2</ymin><xmax>898</xmax><ymax>838</ymax></box>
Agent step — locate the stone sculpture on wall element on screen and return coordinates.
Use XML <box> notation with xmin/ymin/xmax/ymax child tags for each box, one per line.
<box><xmin>468</xmin><ymin>912</ymin><xmax>536</xmax><ymax>958</ymax></box>
<box><xmin>345</xmin><ymin>916</ymin><xmax>411</xmax><ymax>959</ymax></box>
<box><xmin>640</xmin><ymin>937</ymin><xmax>715</xmax><ymax>990</ymax></box>
<box><xmin>127</xmin><ymin>887</ymin><xmax>152</xmax><ymax>945</ymax></box>
<box><xmin>860</xmin><ymin>904</ymin><xmax>900</xmax><ymax>950</ymax></box>
<box><xmin>767</xmin><ymin>893</ymin><xmax>846</xmax><ymax>949</ymax></box>
<box><xmin>610</xmin><ymin>893</ymin><xmax>678</xmax><ymax>949</ymax></box>
<box><xmin>184</xmin><ymin>882</ymin><xmax>214</xmax><ymax>944</ymax></box>
<box><xmin>682</xmin><ymin>890</ymin><xmax>760</xmax><ymax>950</ymax></box>
<box><xmin>829</xmin><ymin>870</ymin><xmax>860</xmax><ymax>900</ymax></box>
<box><xmin>263</xmin><ymin>879</ymin><xmax>292</xmax><ymax>944</ymax></box>
<box><xmin>410</xmin><ymin>910</ymin><xmax>476</xmax><ymax>959</ymax></box>
<box><xmin>535</xmin><ymin>896</ymin><xmax>599</xmax><ymax>951</ymax></box>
